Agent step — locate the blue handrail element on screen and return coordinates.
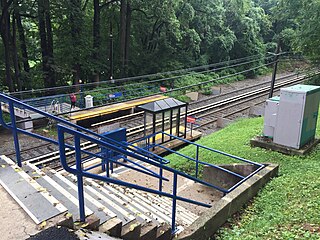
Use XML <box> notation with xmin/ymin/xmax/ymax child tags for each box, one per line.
<box><xmin>134</xmin><ymin>131</ymin><xmax>265</xmax><ymax>192</ymax></box>
<box><xmin>0</xmin><ymin>92</ymin><xmax>266</xmax><ymax>234</ymax></box>
<box><xmin>0</xmin><ymin>93</ymin><xmax>169</xmax><ymax>167</ymax></box>
<box><xmin>57</xmin><ymin>124</ymin><xmax>212</xmax><ymax>233</ymax></box>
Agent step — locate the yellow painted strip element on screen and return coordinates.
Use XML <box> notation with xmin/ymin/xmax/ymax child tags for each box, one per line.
<box><xmin>132</xmin><ymin>126</ymin><xmax>186</xmax><ymax>147</ymax></box>
<box><xmin>148</xmin><ymin>126</ymin><xmax>186</xmax><ymax>143</ymax></box>
<box><xmin>70</xmin><ymin>95</ymin><xmax>167</xmax><ymax>121</ymax></box>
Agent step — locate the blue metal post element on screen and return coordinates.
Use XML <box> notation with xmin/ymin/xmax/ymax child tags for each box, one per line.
<box><xmin>110</xmin><ymin>156</ymin><xmax>114</xmax><ymax>173</ymax></box>
<box><xmin>147</xmin><ymin>137</ymin><xmax>150</xmax><ymax>161</ymax></box>
<box><xmin>171</xmin><ymin>172</ymin><xmax>178</xmax><ymax>234</ymax></box>
<box><xmin>159</xmin><ymin>158</ymin><xmax>163</xmax><ymax>192</ymax></box>
<box><xmin>75</xmin><ymin>135</ymin><xmax>86</xmax><ymax>222</ymax></box>
<box><xmin>169</xmin><ymin>110</ymin><xmax>173</xmax><ymax>140</ymax></box>
<box><xmin>195</xmin><ymin>146</ymin><xmax>199</xmax><ymax>179</ymax></box>
<box><xmin>9</xmin><ymin>102</ymin><xmax>22</xmax><ymax>167</ymax></box>
<box><xmin>106</xmin><ymin>153</ymin><xmax>110</xmax><ymax>178</ymax></box>
<box><xmin>101</xmin><ymin>155</ymin><xmax>106</xmax><ymax>172</ymax></box>
<box><xmin>162</xmin><ymin>112</ymin><xmax>165</xmax><ymax>143</ymax></box>
<box><xmin>107</xmin><ymin>150</ymin><xmax>111</xmax><ymax>176</ymax></box>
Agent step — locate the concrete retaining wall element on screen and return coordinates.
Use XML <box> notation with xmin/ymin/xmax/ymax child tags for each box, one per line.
<box><xmin>178</xmin><ymin>164</ymin><xmax>279</xmax><ymax>240</ymax></box>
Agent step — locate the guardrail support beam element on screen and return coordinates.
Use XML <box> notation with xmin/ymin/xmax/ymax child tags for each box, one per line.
<box><xmin>9</xmin><ymin>102</ymin><xmax>22</xmax><ymax>167</ymax></box>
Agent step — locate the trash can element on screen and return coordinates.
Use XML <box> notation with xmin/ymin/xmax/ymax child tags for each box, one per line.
<box><xmin>85</xmin><ymin>95</ymin><xmax>93</xmax><ymax>108</ymax></box>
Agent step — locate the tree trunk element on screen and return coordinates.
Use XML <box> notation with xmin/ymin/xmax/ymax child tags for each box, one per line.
<box><xmin>11</xmin><ymin>11</ymin><xmax>22</xmax><ymax>91</ymax></box>
<box><xmin>0</xmin><ymin>0</ymin><xmax>14</xmax><ymax>92</ymax></box>
<box><xmin>69</xmin><ymin>0</ymin><xmax>82</xmax><ymax>85</ymax></box>
<box><xmin>92</xmin><ymin>0</ymin><xmax>100</xmax><ymax>82</ymax></box>
<box><xmin>120</xmin><ymin>0</ymin><xmax>127</xmax><ymax>77</ymax></box>
<box><xmin>38</xmin><ymin>0</ymin><xmax>56</xmax><ymax>89</ymax></box>
<box><xmin>109</xmin><ymin>22</ymin><xmax>114</xmax><ymax>80</ymax></box>
<box><xmin>16</xmin><ymin>9</ymin><xmax>30</xmax><ymax>74</ymax></box>
<box><xmin>13</xmin><ymin>0</ymin><xmax>29</xmax><ymax>90</ymax></box>
<box><xmin>44</xmin><ymin>0</ymin><xmax>55</xmax><ymax>88</ymax></box>
<box><xmin>124</xmin><ymin>0</ymin><xmax>131</xmax><ymax>75</ymax></box>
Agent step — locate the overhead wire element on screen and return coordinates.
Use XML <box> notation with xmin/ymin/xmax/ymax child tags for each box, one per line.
<box><xmin>5</xmin><ymin>67</ymin><xmax>320</xmax><ymax>127</ymax></box>
<box><xmin>10</xmin><ymin>54</ymin><xmax>270</xmax><ymax>97</ymax></box>
<box><xmin>31</xmin><ymin>56</ymin><xmax>272</xmax><ymax>98</ymax></box>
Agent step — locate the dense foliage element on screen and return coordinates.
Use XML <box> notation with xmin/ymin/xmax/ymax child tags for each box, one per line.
<box><xmin>0</xmin><ymin>0</ymin><xmax>319</xmax><ymax>92</ymax></box>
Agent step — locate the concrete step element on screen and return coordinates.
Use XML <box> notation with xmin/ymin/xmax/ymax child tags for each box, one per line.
<box><xmin>140</xmin><ymin>222</ymin><xmax>158</xmax><ymax>240</ymax></box>
<box><xmin>0</xmin><ymin>155</ymin><xmax>67</xmax><ymax>224</ymax></box>
<box><xmin>76</xmin><ymin>228</ymin><xmax>122</xmax><ymax>240</ymax></box>
<box><xmin>107</xmin><ymin>183</ymin><xmax>199</xmax><ymax>227</ymax></box>
<box><xmin>61</xmin><ymin>169</ymin><xmax>195</xmax><ymax>239</ymax></box>
<box><xmin>24</xmin><ymin>162</ymin><xmax>93</xmax><ymax>220</ymax></box>
<box><xmin>121</xmin><ymin>219</ymin><xmax>141</xmax><ymax>240</ymax></box>
<box><xmin>156</xmin><ymin>224</ymin><xmax>172</xmax><ymax>240</ymax></box>
<box><xmin>1</xmin><ymin>155</ymin><xmax>200</xmax><ymax>239</ymax></box>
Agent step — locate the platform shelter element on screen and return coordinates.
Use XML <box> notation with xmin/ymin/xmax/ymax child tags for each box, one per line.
<box><xmin>138</xmin><ymin>98</ymin><xmax>188</xmax><ymax>146</ymax></box>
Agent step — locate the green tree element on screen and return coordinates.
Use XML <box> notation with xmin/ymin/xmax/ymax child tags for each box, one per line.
<box><xmin>279</xmin><ymin>0</ymin><xmax>320</xmax><ymax>60</ymax></box>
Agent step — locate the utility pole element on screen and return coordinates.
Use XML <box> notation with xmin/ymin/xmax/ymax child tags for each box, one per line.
<box><xmin>269</xmin><ymin>43</ymin><xmax>281</xmax><ymax>98</ymax></box>
<box><xmin>109</xmin><ymin>23</ymin><xmax>114</xmax><ymax>83</ymax></box>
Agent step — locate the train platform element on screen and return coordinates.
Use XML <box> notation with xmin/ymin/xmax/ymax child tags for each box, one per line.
<box><xmin>69</xmin><ymin>95</ymin><xmax>167</xmax><ymax>123</ymax></box>
<box><xmin>134</xmin><ymin>127</ymin><xmax>202</xmax><ymax>155</ymax></box>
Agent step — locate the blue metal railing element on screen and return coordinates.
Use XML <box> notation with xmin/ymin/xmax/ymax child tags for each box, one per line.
<box><xmin>0</xmin><ymin>93</ymin><xmax>169</xmax><ymax>167</ymax></box>
<box><xmin>0</xmin><ymin>92</ymin><xmax>266</xmax><ymax>234</ymax></box>
<box><xmin>57</xmin><ymin>124</ymin><xmax>213</xmax><ymax>233</ymax></box>
<box><xmin>133</xmin><ymin>131</ymin><xmax>265</xmax><ymax>193</ymax></box>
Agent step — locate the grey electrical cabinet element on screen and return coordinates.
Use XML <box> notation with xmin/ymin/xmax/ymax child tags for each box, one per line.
<box><xmin>273</xmin><ymin>84</ymin><xmax>320</xmax><ymax>149</ymax></box>
<box><xmin>263</xmin><ymin>96</ymin><xmax>280</xmax><ymax>138</ymax></box>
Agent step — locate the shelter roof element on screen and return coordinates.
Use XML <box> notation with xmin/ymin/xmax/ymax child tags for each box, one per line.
<box><xmin>138</xmin><ymin>97</ymin><xmax>187</xmax><ymax>113</ymax></box>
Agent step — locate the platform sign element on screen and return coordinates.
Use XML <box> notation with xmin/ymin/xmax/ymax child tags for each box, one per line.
<box><xmin>108</xmin><ymin>92</ymin><xmax>123</xmax><ymax>99</ymax></box>
<box><xmin>187</xmin><ymin>116</ymin><xmax>196</xmax><ymax>137</ymax></box>
<box><xmin>187</xmin><ymin>116</ymin><xmax>196</xmax><ymax>124</ymax></box>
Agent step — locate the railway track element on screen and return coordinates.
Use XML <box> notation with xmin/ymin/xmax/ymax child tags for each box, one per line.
<box><xmin>4</xmin><ymin>70</ymin><xmax>319</xmax><ymax>167</ymax></box>
<box><xmin>192</xmin><ymin>73</ymin><xmax>311</xmax><ymax>133</ymax></box>
<box><xmin>124</xmin><ymin>71</ymin><xmax>316</xmax><ymax>136</ymax></box>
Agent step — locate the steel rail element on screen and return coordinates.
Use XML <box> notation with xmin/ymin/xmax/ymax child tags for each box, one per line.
<box><xmin>11</xmin><ymin>72</ymin><xmax>319</xmax><ymax>165</ymax></box>
<box><xmin>126</xmin><ymin>72</ymin><xmax>317</xmax><ymax>136</ymax></box>
<box><xmin>6</xmin><ymin>71</ymin><xmax>318</xmax><ymax>164</ymax></box>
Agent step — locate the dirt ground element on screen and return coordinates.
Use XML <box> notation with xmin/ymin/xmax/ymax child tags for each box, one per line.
<box><xmin>0</xmin><ymin>185</ymin><xmax>38</xmax><ymax>239</ymax></box>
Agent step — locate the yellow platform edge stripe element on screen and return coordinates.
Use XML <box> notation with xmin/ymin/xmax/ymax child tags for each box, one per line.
<box><xmin>70</xmin><ymin>95</ymin><xmax>167</xmax><ymax>121</ymax></box>
<box><xmin>132</xmin><ymin>126</ymin><xmax>187</xmax><ymax>147</ymax></box>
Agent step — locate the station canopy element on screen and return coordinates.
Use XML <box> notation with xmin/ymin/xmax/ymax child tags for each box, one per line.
<box><xmin>138</xmin><ymin>97</ymin><xmax>187</xmax><ymax>113</ymax></box>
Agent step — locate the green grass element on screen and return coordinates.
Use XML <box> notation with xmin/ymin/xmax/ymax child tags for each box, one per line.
<box><xmin>167</xmin><ymin>117</ymin><xmax>320</xmax><ymax>239</ymax></box>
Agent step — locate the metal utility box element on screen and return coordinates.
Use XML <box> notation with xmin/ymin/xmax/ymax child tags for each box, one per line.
<box><xmin>274</xmin><ymin>84</ymin><xmax>320</xmax><ymax>149</ymax></box>
<box><xmin>100</xmin><ymin>128</ymin><xmax>127</xmax><ymax>159</ymax></box>
<box><xmin>85</xmin><ymin>95</ymin><xmax>93</xmax><ymax>108</ymax></box>
<box><xmin>263</xmin><ymin>96</ymin><xmax>280</xmax><ymax>138</ymax></box>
